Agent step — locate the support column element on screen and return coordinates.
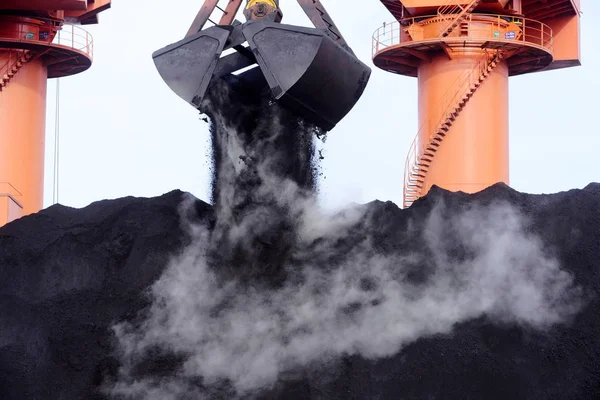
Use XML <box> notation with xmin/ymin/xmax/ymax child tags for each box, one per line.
<box><xmin>0</xmin><ymin>55</ymin><xmax>48</xmax><ymax>223</ymax></box>
<box><xmin>417</xmin><ymin>50</ymin><xmax>509</xmax><ymax>195</ymax></box>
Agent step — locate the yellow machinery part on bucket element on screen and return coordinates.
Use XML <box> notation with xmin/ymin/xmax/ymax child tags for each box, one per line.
<box><xmin>246</xmin><ymin>0</ymin><xmax>277</xmax><ymax>9</ymax></box>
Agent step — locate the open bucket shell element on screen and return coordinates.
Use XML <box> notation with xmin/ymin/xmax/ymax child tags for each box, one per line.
<box><xmin>153</xmin><ymin>21</ymin><xmax>371</xmax><ymax>131</ymax></box>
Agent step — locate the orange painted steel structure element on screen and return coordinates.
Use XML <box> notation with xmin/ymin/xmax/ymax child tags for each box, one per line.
<box><xmin>0</xmin><ymin>0</ymin><xmax>110</xmax><ymax>227</ymax></box>
<box><xmin>373</xmin><ymin>0</ymin><xmax>581</xmax><ymax>208</ymax></box>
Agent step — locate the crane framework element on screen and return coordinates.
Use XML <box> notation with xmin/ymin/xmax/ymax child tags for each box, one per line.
<box><xmin>373</xmin><ymin>0</ymin><xmax>581</xmax><ymax>208</ymax></box>
<box><xmin>0</xmin><ymin>0</ymin><xmax>111</xmax><ymax>227</ymax></box>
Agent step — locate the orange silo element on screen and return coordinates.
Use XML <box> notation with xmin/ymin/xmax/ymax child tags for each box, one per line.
<box><xmin>0</xmin><ymin>0</ymin><xmax>111</xmax><ymax>226</ymax></box>
<box><xmin>372</xmin><ymin>0</ymin><xmax>581</xmax><ymax>208</ymax></box>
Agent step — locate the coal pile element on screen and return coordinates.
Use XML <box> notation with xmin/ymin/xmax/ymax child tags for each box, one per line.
<box><xmin>1</xmin><ymin>182</ymin><xmax>600</xmax><ymax>398</ymax></box>
<box><xmin>1</xmin><ymin>82</ymin><xmax>599</xmax><ymax>399</ymax></box>
<box><xmin>0</xmin><ymin>191</ymin><xmax>205</xmax><ymax>399</ymax></box>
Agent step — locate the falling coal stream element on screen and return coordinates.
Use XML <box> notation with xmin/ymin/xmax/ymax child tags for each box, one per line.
<box><xmin>203</xmin><ymin>77</ymin><xmax>320</xmax><ymax>287</ymax></box>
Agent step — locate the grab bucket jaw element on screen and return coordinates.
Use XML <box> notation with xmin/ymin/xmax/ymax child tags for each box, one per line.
<box><xmin>152</xmin><ymin>26</ymin><xmax>230</xmax><ymax>108</ymax></box>
<box><xmin>242</xmin><ymin>21</ymin><xmax>371</xmax><ymax>131</ymax></box>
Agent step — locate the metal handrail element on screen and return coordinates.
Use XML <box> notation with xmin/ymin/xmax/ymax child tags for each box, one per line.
<box><xmin>402</xmin><ymin>51</ymin><xmax>497</xmax><ymax>208</ymax></box>
<box><xmin>372</xmin><ymin>13</ymin><xmax>553</xmax><ymax>58</ymax></box>
<box><xmin>0</xmin><ymin>182</ymin><xmax>24</xmax><ymax>209</ymax></box>
<box><xmin>0</xmin><ymin>182</ymin><xmax>23</xmax><ymax>197</ymax></box>
<box><xmin>0</xmin><ymin>23</ymin><xmax>94</xmax><ymax>59</ymax></box>
<box><xmin>53</xmin><ymin>24</ymin><xmax>94</xmax><ymax>59</ymax></box>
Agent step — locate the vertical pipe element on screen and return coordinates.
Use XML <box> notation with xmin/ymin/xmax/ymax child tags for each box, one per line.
<box><xmin>53</xmin><ymin>78</ymin><xmax>60</xmax><ymax>205</ymax></box>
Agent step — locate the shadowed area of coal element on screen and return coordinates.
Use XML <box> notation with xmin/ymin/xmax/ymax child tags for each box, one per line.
<box><xmin>1</xmin><ymin>184</ymin><xmax>599</xmax><ymax>398</ymax></box>
<box><xmin>0</xmin><ymin>191</ymin><xmax>210</xmax><ymax>399</ymax></box>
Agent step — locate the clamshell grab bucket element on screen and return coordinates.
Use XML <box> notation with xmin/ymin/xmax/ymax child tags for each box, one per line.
<box><xmin>242</xmin><ymin>21</ymin><xmax>371</xmax><ymax>131</ymax></box>
<box><xmin>152</xmin><ymin>21</ymin><xmax>371</xmax><ymax>131</ymax></box>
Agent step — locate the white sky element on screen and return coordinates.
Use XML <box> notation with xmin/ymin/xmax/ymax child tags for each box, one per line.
<box><xmin>43</xmin><ymin>0</ymin><xmax>598</xmax><ymax>211</ymax></box>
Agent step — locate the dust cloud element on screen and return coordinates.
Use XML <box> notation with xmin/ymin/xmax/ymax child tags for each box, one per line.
<box><xmin>109</xmin><ymin>84</ymin><xmax>582</xmax><ymax>399</ymax></box>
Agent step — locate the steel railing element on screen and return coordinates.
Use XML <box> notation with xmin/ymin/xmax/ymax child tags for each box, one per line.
<box><xmin>0</xmin><ymin>23</ymin><xmax>94</xmax><ymax>60</ymax></box>
<box><xmin>372</xmin><ymin>13</ymin><xmax>553</xmax><ymax>58</ymax></box>
<box><xmin>53</xmin><ymin>24</ymin><xmax>94</xmax><ymax>59</ymax></box>
<box><xmin>0</xmin><ymin>182</ymin><xmax>24</xmax><ymax>208</ymax></box>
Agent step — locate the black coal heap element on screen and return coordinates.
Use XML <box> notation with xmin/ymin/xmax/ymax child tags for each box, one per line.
<box><xmin>1</xmin><ymin>183</ymin><xmax>599</xmax><ymax>399</ymax></box>
<box><xmin>2</xmin><ymin>81</ymin><xmax>599</xmax><ymax>399</ymax></box>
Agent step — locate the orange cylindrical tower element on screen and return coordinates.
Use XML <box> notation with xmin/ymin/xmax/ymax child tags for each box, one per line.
<box><xmin>372</xmin><ymin>0</ymin><xmax>581</xmax><ymax>208</ymax></box>
<box><xmin>418</xmin><ymin>50</ymin><xmax>509</xmax><ymax>194</ymax></box>
<box><xmin>0</xmin><ymin>1</ymin><xmax>111</xmax><ymax>226</ymax></box>
<box><xmin>0</xmin><ymin>55</ymin><xmax>48</xmax><ymax>215</ymax></box>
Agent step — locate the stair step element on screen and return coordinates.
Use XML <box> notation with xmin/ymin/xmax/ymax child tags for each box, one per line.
<box><xmin>408</xmin><ymin>177</ymin><xmax>425</xmax><ymax>183</ymax></box>
<box><xmin>408</xmin><ymin>181</ymin><xmax>424</xmax><ymax>187</ymax></box>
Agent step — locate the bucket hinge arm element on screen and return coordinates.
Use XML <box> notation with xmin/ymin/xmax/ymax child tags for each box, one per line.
<box><xmin>186</xmin><ymin>0</ymin><xmax>244</xmax><ymax>38</ymax></box>
<box><xmin>296</xmin><ymin>0</ymin><xmax>353</xmax><ymax>53</ymax></box>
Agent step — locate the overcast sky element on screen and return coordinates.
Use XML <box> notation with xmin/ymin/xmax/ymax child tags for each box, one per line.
<box><xmin>43</xmin><ymin>0</ymin><xmax>598</xmax><ymax>211</ymax></box>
